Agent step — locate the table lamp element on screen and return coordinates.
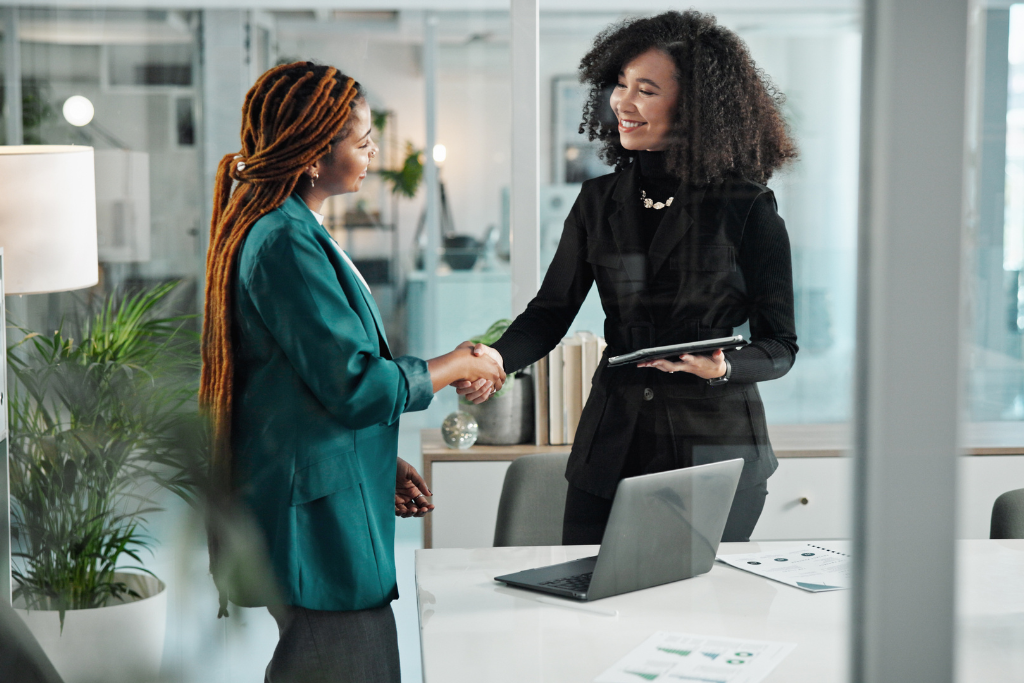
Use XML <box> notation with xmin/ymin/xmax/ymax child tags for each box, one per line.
<box><xmin>0</xmin><ymin>145</ymin><xmax>99</xmax><ymax>603</ymax></box>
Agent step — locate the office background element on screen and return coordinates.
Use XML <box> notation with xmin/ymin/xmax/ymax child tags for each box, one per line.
<box><xmin>0</xmin><ymin>1</ymin><xmax>1017</xmax><ymax>681</ymax></box>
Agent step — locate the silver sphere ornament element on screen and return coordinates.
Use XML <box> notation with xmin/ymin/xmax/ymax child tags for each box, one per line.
<box><xmin>441</xmin><ymin>411</ymin><xmax>479</xmax><ymax>450</ymax></box>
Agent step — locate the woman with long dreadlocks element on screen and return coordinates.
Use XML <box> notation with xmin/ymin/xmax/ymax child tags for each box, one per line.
<box><xmin>201</xmin><ymin>62</ymin><xmax>503</xmax><ymax>682</ymax></box>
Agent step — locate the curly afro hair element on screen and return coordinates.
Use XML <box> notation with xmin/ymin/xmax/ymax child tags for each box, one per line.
<box><xmin>578</xmin><ymin>10</ymin><xmax>797</xmax><ymax>186</ymax></box>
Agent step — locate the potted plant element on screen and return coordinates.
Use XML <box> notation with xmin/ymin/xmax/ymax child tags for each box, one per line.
<box><xmin>459</xmin><ymin>319</ymin><xmax>534</xmax><ymax>445</ymax></box>
<box><xmin>379</xmin><ymin>141</ymin><xmax>424</xmax><ymax>199</ymax></box>
<box><xmin>8</xmin><ymin>281</ymin><xmax>203</xmax><ymax>683</ymax></box>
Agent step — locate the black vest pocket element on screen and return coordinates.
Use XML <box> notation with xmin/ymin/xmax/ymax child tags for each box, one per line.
<box><xmin>585</xmin><ymin>239</ymin><xmax>622</xmax><ymax>269</ymax></box>
<box><xmin>669</xmin><ymin>245</ymin><xmax>737</xmax><ymax>272</ymax></box>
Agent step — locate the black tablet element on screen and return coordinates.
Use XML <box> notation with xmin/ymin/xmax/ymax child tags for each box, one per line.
<box><xmin>607</xmin><ymin>335</ymin><xmax>748</xmax><ymax>367</ymax></box>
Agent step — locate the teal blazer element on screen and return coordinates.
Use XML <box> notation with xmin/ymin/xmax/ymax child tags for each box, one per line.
<box><xmin>230</xmin><ymin>193</ymin><xmax>433</xmax><ymax>611</ymax></box>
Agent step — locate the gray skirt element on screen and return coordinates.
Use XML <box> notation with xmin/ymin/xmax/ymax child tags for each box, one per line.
<box><xmin>265</xmin><ymin>603</ymin><xmax>400</xmax><ymax>683</ymax></box>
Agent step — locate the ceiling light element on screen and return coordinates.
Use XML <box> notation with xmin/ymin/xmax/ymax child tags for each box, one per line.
<box><xmin>62</xmin><ymin>96</ymin><xmax>95</xmax><ymax>127</ymax></box>
<box><xmin>433</xmin><ymin>144</ymin><xmax>447</xmax><ymax>164</ymax></box>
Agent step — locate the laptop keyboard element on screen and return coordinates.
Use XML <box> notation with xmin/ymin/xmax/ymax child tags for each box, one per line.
<box><xmin>540</xmin><ymin>572</ymin><xmax>593</xmax><ymax>593</ymax></box>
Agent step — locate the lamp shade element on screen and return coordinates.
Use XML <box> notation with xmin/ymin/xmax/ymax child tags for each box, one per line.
<box><xmin>0</xmin><ymin>146</ymin><xmax>99</xmax><ymax>294</ymax></box>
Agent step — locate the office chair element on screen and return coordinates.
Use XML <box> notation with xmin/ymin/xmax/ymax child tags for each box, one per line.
<box><xmin>493</xmin><ymin>453</ymin><xmax>570</xmax><ymax>547</ymax></box>
<box><xmin>0</xmin><ymin>598</ymin><xmax>64</xmax><ymax>683</ymax></box>
<box><xmin>990</xmin><ymin>488</ymin><xmax>1024</xmax><ymax>539</ymax></box>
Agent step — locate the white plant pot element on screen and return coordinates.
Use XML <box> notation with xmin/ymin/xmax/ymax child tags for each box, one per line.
<box><xmin>15</xmin><ymin>572</ymin><xmax>167</xmax><ymax>683</ymax></box>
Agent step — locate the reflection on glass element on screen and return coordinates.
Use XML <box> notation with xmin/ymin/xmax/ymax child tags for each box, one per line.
<box><xmin>973</xmin><ymin>4</ymin><xmax>1024</xmax><ymax>421</ymax></box>
<box><xmin>541</xmin><ymin>10</ymin><xmax>861</xmax><ymax>424</ymax></box>
<box><xmin>961</xmin><ymin>7</ymin><xmax>1024</xmax><ymax>679</ymax></box>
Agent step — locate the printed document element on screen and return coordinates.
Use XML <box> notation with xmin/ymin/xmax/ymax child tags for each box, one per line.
<box><xmin>595</xmin><ymin>631</ymin><xmax>795</xmax><ymax>683</ymax></box>
<box><xmin>716</xmin><ymin>543</ymin><xmax>851</xmax><ymax>592</ymax></box>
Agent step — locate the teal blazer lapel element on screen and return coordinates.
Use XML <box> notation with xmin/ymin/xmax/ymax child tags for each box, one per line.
<box><xmin>334</xmin><ymin>242</ymin><xmax>392</xmax><ymax>357</ymax></box>
<box><xmin>281</xmin><ymin>195</ymin><xmax>392</xmax><ymax>358</ymax></box>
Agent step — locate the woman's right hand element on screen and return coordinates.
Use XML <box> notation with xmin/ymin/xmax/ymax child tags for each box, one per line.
<box><xmin>427</xmin><ymin>345</ymin><xmax>505</xmax><ymax>400</ymax></box>
<box><xmin>452</xmin><ymin>343</ymin><xmax>505</xmax><ymax>403</ymax></box>
<box><xmin>457</xmin><ymin>347</ymin><xmax>505</xmax><ymax>403</ymax></box>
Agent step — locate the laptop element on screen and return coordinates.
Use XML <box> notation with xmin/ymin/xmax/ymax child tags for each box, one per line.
<box><xmin>494</xmin><ymin>459</ymin><xmax>743</xmax><ymax>601</ymax></box>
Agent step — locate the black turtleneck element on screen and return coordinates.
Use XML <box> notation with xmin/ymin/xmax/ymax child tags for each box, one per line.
<box><xmin>637</xmin><ymin>151</ymin><xmax>682</xmax><ymax>250</ymax></box>
<box><xmin>493</xmin><ymin>155</ymin><xmax>797</xmax><ymax>387</ymax></box>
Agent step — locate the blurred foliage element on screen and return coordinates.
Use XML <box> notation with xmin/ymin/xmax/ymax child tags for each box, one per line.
<box><xmin>371</xmin><ymin>108</ymin><xmax>389</xmax><ymax>133</ymax></box>
<box><xmin>380</xmin><ymin>142</ymin><xmax>424</xmax><ymax>198</ymax></box>
<box><xmin>0</xmin><ymin>78</ymin><xmax>56</xmax><ymax>145</ymax></box>
<box><xmin>469</xmin><ymin>319</ymin><xmax>512</xmax><ymax>347</ymax></box>
<box><xmin>8</xmin><ymin>281</ymin><xmax>207</xmax><ymax>625</ymax></box>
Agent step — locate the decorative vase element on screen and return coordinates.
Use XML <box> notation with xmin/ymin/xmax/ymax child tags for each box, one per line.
<box><xmin>15</xmin><ymin>572</ymin><xmax>167</xmax><ymax>683</ymax></box>
<box><xmin>461</xmin><ymin>373</ymin><xmax>535</xmax><ymax>445</ymax></box>
<box><xmin>441</xmin><ymin>411</ymin><xmax>479</xmax><ymax>449</ymax></box>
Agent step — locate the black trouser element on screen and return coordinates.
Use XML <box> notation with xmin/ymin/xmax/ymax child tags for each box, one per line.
<box><xmin>562</xmin><ymin>479</ymin><xmax>769</xmax><ymax>546</ymax></box>
<box><xmin>265</xmin><ymin>603</ymin><xmax>400</xmax><ymax>683</ymax></box>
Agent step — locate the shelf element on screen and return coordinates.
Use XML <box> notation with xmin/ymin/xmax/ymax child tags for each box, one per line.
<box><xmin>335</xmin><ymin>222</ymin><xmax>396</xmax><ymax>230</ymax></box>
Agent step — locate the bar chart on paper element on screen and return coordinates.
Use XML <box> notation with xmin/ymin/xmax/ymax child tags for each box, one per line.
<box><xmin>594</xmin><ymin>632</ymin><xmax>796</xmax><ymax>683</ymax></box>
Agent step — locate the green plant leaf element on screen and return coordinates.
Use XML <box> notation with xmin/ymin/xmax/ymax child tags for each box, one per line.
<box><xmin>469</xmin><ymin>319</ymin><xmax>513</xmax><ymax>346</ymax></box>
<box><xmin>7</xmin><ymin>280</ymin><xmax>204</xmax><ymax>611</ymax></box>
<box><xmin>380</xmin><ymin>142</ymin><xmax>424</xmax><ymax>198</ymax></box>
<box><xmin>371</xmin><ymin>109</ymin><xmax>389</xmax><ymax>133</ymax></box>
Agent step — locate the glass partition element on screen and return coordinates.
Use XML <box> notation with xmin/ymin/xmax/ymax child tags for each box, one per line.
<box><xmin>1</xmin><ymin>6</ymin><xmax>511</xmax><ymax>682</ymax></box>
<box><xmin>2</xmin><ymin>8</ymin><xmax>203</xmax><ymax>329</ymax></box>
<box><xmin>540</xmin><ymin>9</ymin><xmax>862</xmax><ymax>425</ymax></box>
<box><xmin>971</xmin><ymin>4</ymin><xmax>1024</xmax><ymax>422</ymax></box>
<box><xmin>959</xmin><ymin>4</ymin><xmax>1024</xmax><ymax>680</ymax></box>
<box><xmin>531</xmin><ymin>8</ymin><xmax>861</xmax><ymax>683</ymax></box>
<box><xmin>6</xmin><ymin>3</ymin><xmax>1002</xmax><ymax>683</ymax></box>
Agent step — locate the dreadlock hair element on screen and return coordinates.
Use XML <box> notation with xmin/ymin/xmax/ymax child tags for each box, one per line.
<box><xmin>201</xmin><ymin>62</ymin><xmax>363</xmax><ymax>487</ymax></box>
<box><xmin>578</xmin><ymin>10</ymin><xmax>797</xmax><ymax>186</ymax></box>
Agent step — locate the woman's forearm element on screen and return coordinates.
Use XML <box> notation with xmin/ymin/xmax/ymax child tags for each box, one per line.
<box><xmin>427</xmin><ymin>351</ymin><xmax>466</xmax><ymax>392</ymax></box>
<box><xmin>427</xmin><ymin>347</ymin><xmax>505</xmax><ymax>393</ymax></box>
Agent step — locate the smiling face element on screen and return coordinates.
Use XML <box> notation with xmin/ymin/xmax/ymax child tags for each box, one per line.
<box><xmin>310</xmin><ymin>98</ymin><xmax>377</xmax><ymax>196</ymax></box>
<box><xmin>609</xmin><ymin>48</ymin><xmax>680</xmax><ymax>152</ymax></box>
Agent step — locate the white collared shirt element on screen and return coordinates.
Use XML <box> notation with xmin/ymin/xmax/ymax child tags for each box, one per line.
<box><xmin>310</xmin><ymin>208</ymin><xmax>372</xmax><ymax>294</ymax></box>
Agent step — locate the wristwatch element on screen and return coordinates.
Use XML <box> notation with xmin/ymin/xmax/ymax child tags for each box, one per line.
<box><xmin>707</xmin><ymin>358</ymin><xmax>732</xmax><ymax>386</ymax></box>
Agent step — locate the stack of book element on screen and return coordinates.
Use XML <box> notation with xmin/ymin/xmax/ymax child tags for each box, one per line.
<box><xmin>533</xmin><ymin>331</ymin><xmax>607</xmax><ymax>446</ymax></box>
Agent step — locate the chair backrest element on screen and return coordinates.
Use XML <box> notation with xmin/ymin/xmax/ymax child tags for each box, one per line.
<box><xmin>991</xmin><ymin>488</ymin><xmax>1024</xmax><ymax>539</ymax></box>
<box><xmin>0</xmin><ymin>598</ymin><xmax>64</xmax><ymax>683</ymax></box>
<box><xmin>493</xmin><ymin>452</ymin><xmax>570</xmax><ymax>547</ymax></box>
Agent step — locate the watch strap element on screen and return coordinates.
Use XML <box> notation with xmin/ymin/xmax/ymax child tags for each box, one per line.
<box><xmin>707</xmin><ymin>358</ymin><xmax>732</xmax><ymax>386</ymax></box>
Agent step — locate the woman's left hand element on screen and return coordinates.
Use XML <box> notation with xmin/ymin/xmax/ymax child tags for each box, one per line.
<box><xmin>637</xmin><ymin>348</ymin><xmax>727</xmax><ymax>380</ymax></box>
<box><xmin>451</xmin><ymin>342</ymin><xmax>505</xmax><ymax>403</ymax></box>
<box><xmin>395</xmin><ymin>457</ymin><xmax>434</xmax><ymax>518</ymax></box>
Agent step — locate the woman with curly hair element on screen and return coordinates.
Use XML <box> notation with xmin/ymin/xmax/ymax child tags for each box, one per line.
<box><xmin>470</xmin><ymin>11</ymin><xmax>798</xmax><ymax>544</ymax></box>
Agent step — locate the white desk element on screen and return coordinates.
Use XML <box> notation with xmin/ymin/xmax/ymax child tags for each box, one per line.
<box><xmin>415</xmin><ymin>541</ymin><xmax>1024</xmax><ymax>682</ymax></box>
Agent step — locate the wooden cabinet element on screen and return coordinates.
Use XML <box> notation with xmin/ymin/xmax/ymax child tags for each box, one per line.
<box><xmin>420</xmin><ymin>424</ymin><xmax>1024</xmax><ymax>548</ymax></box>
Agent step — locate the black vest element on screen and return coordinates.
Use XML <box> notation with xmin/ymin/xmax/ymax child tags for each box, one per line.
<box><xmin>565</xmin><ymin>163</ymin><xmax>779</xmax><ymax>498</ymax></box>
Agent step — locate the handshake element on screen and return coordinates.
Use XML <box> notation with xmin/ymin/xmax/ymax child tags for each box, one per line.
<box><xmin>428</xmin><ymin>341</ymin><xmax>506</xmax><ymax>404</ymax></box>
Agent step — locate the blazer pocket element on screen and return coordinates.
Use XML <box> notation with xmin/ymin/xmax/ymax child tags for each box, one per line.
<box><xmin>670</xmin><ymin>245</ymin><xmax>736</xmax><ymax>272</ymax></box>
<box><xmin>585</xmin><ymin>240</ymin><xmax>623</xmax><ymax>269</ymax></box>
<box><xmin>291</xmin><ymin>447</ymin><xmax>361</xmax><ymax>505</ymax></box>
